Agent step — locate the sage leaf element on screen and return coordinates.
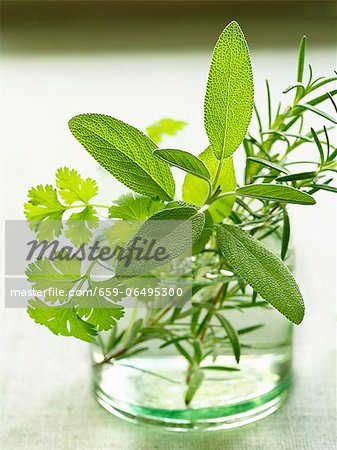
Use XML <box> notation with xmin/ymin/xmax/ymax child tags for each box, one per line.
<box><xmin>116</xmin><ymin>206</ymin><xmax>205</xmax><ymax>276</ymax></box>
<box><xmin>192</xmin><ymin>210</ymin><xmax>213</xmax><ymax>255</ymax></box>
<box><xmin>68</xmin><ymin>114</ymin><xmax>175</xmax><ymax>200</ymax></box>
<box><xmin>204</xmin><ymin>21</ymin><xmax>254</xmax><ymax>159</ymax></box>
<box><xmin>236</xmin><ymin>183</ymin><xmax>316</xmax><ymax>205</ymax></box>
<box><xmin>183</xmin><ymin>147</ymin><xmax>236</xmax><ymax>222</ymax></box>
<box><xmin>216</xmin><ymin>225</ymin><xmax>305</xmax><ymax>324</ymax></box>
<box><xmin>153</xmin><ymin>149</ymin><xmax>211</xmax><ymax>180</ymax></box>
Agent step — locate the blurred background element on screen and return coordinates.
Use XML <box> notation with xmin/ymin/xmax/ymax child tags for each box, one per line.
<box><xmin>1</xmin><ymin>2</ymin><xmax>336</xmax><ymax>449</ymax></box>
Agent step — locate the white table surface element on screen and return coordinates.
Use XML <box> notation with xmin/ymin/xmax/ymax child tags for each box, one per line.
<box><xmin>1</xmin><ymin>4</ymin><xmax>336</xmax><ymax>449</ymax></box>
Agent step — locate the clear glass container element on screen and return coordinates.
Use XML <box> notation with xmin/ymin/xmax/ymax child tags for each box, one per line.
<box><xmin>90</xmin><ymin>232</ymin><xmax>294</xmax><ymax>431</ymax></box>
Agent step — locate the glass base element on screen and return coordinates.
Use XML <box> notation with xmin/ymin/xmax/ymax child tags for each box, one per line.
<box><xmin>92</xmin><ymin>352</ymin><xmax>291</xmax><ymax>431</ymax></box>
<box><xmin>95</xmin><ymin>381</ymin><xmax>290</xmax><ymax>431</ymax></box>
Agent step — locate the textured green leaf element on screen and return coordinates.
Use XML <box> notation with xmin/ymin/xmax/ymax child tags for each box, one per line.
<box><xmin>182</xmin><ymin>147</ymin><xmax>236</xmax><ymax>222</ymax></box>
<box><xmin>153</xmin><ymin>149</ymin><xmax>210</xmax><ymax>180</ymax></box>
<box><xmin>204</xmin><ymin>21</ymin><xmax>254</xmax><ymax>159</ymax></box>
<box><xmin>192</xmin><ymin>210</ymin><xmax>213</xmax><ymax>255</ymax></box>
<box><xmin>236</xmin><ymin>183</ymin><xmax>316</xmax><ymax>205</ymax></box>
<box><xmin>146</xmin><ymin>118</ymin><xmax>187</xmax><ymax>144</ymax></box>
<box><xmin>28</xmin><ymin>298</ymin><xmax>97</xmax><ymax>342</ymax></box>
<box><xmin>215</xmin><ymin>313</ymin><xmax>240</xmax><ymax>363</ymax></box>
<box><xmin>216</xmin><ymin>225</ymin><xmax>305</xmax><ymax>324</ymax></box>
<box><xmin>68</xmin><ymin>114</ymin><xmax>175</xmax><ymax>200</ymax></box>
<box><xmin>116</xmin><ymin>206</ymin><xmax>205</xmax><ymax>276</ymax></box>
<box><xmin>108</xmin><ymin>193</ymin><xmax>165</xmax><ymax>220</ymax></box>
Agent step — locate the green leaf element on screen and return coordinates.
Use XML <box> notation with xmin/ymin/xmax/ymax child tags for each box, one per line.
<box><xmin>310</xmin><ymin>127</ymin><xmax>325</xmax><ymax>166</ymax></box>
<box><xmin>192</xmin><ymin>210</ymin><xmax>213</xmax><ymax>255</ymax></box>
<box><xmin>295</xmin><ymin>36</ymin><xmax>306</xmax><ymax>102</ymax></box>
<box><xmin>146</xmin><ymin>118</ymin><xmax>187</xmax><ymax>144</ymax></box>
<box><xmin>108</xmin><ymin>193</ymin><xmax>165</xmax><ymax>220</ymax></box>
<box><xmin>276</xmin><ymin>171</ymin><xmax>317</xmax><ymax>182</ymax></box>
<box><xmin>192</xmin><ymin>340</ymin><xmax>203</xmax><ymax>364</ymax></box>
<box><xmin>200</xmin><ymin>365</ymin><xmax>240</xmax><ymax>372</ymax></box>
<box><xmin>174</xmin><ymin>341</ymin><xmax>193</xmax><ymax>365</ymax></box>
<box><xmin>216</xmin><ymin>225</ymin><xmax>305</xmax><ymax>324</ymax></box>
<box><xmin>307</xmin><ymin>183</ymin><xmax>337</xmax><ymax>193</ymax></box>
<box><xmin>282</xmin><ymin>82</ymin><xmax>305</xmax><ymax>95</ymax></box>
<box><xmin>266</xmin><ymin>80</ymin><xmax>272</xmax><ymax>128</ymax></box>
<box><xmin>281</xmin><ymin>205</ymin><xmax>290</xmax><ymax>261</ymax></box>
<box><xmin>204</xmin><ymin>21</ymin><xmax>254</xmax><ymax>159</ymax></box>
<box><xmin>28</xmin><ymin>298</ymin><xmax>97</xmax><ymax>342</ymax></box>
<box><xmin>153</xmin><ymin>149</ymin><xmax>211</xmax><ymax>181</ymax></box>
<box><xmin>68</xmin><ymin>114</ymin><xmax>175</xmax><ymax>200</ymax></box>
<box><xmin>309</xmin><ymin>76</ymin><xmax>337</xmax><ymax>92</ymax></box>
<box><xmin>76</xmin><ymin>281</ymin><xmax>124</xmax><ymax>331</ymax></box>
<box><xmin>236</xmin><ymin>183</ymin><xmax>316</xmax><ymax>205</ymax></box>
<box><xmin>247</xmin><ymin>157</ymin><xmax>288</xmax><ymax>174</ymax></box>
<box><xmin>56</xmin><ymin>167</ymin><xmax>98</xmax><ymax>204</ymax></box>
<box><xmin>65</xmin><ymin>206</ymin><xmax>99</xmax><ymax>245</ymax></box>
<box><xmin>215</xmin><ymin>313</ymin><xmax>240</xmax><ymax>363</ymax></box>
<box><xmin>24</xmin><ymin>184</ymin><xmax>65</xmax><ymax>240</ymax></box>
<box><xmin>115</xmin><ymin>206</ymin><xmax>205</xmax><ymax>276</ymax></box>
<box><xmin>295</xmin><ymin>103</ymin><xmax>337</xmax><ymax>124</ymax></box>
<box><xmin>183</xmin><ymin>147</ymin><xmax>236</xmax><ymax>222</ymax></box>
<box><xmin>185</xmin><ymin>370</ymin><xmax>204</xmax><ymax>406</ymax></box>
<box><xmin>26</xmin><ymin>257</ymin><xmax>82</xmax><ymax>304</ymax></box>
<box><xmin>307</xmin><ymin>89</ymin><xmax>337</xmax><ymax>107</ymax></box>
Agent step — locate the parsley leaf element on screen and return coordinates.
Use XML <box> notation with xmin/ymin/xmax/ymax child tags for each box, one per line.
<box><xmin>65</xmin><ymin>206</ymin><xmax>99</xmax><ymax>245</ymax></box>
<box><xmin>146</xmin><ymin>118</ymin><xmax>187</xmax><ymax>144</ymax></box>
<box><xmin>75</xmin><ymin>280</ymin><xmax>124</xmax><ymax>331</ymax></box>
<box><xmin>28</xmin><ymin>298</ymin><xmax>97</xmax><ymax>342</ymax></box>
<box><xmin>56</xmin><ymin>167</ymin><xmax>98</xmax><ymax>204</ymax></box>
<box><xmin>26</xmin><ymin>257</ymin><xmax>82</xmax><ymax>303</ymax></box>
<box><xmin>24</xmin><ymin>185</ymin><xmax>66</xmax><ymax>240</ymax></box>
<box><xmin>108</xmin><ymin>193</ymin><xmax>165</xmax><ymax>220</ymax></box>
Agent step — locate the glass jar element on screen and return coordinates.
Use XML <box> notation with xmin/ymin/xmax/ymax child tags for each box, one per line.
<box><xmin>90</xmin><ymin>232</ymin><xmax>294</xmax><ymax>431</ymax></box>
